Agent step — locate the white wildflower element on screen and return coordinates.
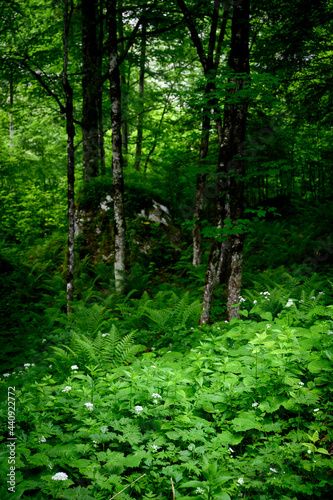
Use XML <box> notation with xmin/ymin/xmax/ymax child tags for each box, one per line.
<box><xmin>195</xmin><ymin>487</ymin><xmax>205</xmax><ymax>494</ymax></box>
<box><xmin>84</xmin><ymin>402</ymin><xmax>94</xmax><ymax>411</ymax></box>
<box><xmin>285</xmin><ymin>299</ymin><xmax>293</xmax><ymax>307</ymax></box>
<box><xmin>49</xmin><ymin>365</ymin><xmax>52</xmax><ymax>368</ymax></box>
<box><xmin>252</xmin><ymin>402</ymin><xmax>259</xmax><ymax>407</ymax></box>
<box><xmin>239</xmin><ymin>296</ymin><xmax>246</xmax><ymax>302</ymax></box>
<box><xmin>151</xmin><ymin>347</ymin><xmax>156</xmax><ymax>351</ymax></box>
<box><xmin>319</xmin><ymin>291</ymin><xmax>325</xmax><ymax>295</ymax></box>
<box><xmin>328</xmin><ymin>331</ymin><xmax>333</xmax><ymax>335</ymax></box>
<box><xmin>237</xmin><ymin>477</ymin><xmax>244</xmax><ymax>485</ymax></box>
<box><xmin>151</xmin><ymin>444</ymin><xmax>159</xmax><ymax>452</ymax></box>
<box><xmin>298</xmin><ymin>382</ymin><xmax>304</xmax><ymax>386</ymax></box>
<box><xmin>52</xmin><ymin>472</ymin><xmax>68</xmax><ymax>480</ymax></box>
<box><xmin>311</xmin><ymin>296</ymin><xmax>316</xmax><ymax>299</ymax></box>
<box><xmin>266</xmin><ymin>324</ymin><xmax>271</xmax><ymax>328</ymax></box>
<box><xmin>151</xmin><ymin>365</ymin><xmax>157</xmax><ymax>368</ymax></box>
<box><xmin>71</xmin><ymin>365</ymin><xmax>78</xmax><ymax>370</ymax></box>
<box><xmin>24</xmin><ymin>363</ymin><xmax>31</xmax><ymax>369</ymax></box>
<box><xmin>42</xmin><ymin>339</ymin><xmax>46</xmax><ymax>343</ymax></box>
<box><xmin>152</xmin><ymin>393</ymin><xmax>162</xmax><ymax>399</ymax></box>
<box><xmin>229</xmin><ymin>447</ymin><xmax>234</xmax><ymax>453</ymax></box>
<box><xmin>135</xmin><ymin>405</ymin><xmax>143</xmax><ymax>415</ymax></box>
<box><xmin>307</xmin><ymin>450</ymin><xmax>312</xmax><ymax>454</ymax></box>
<box><xmin>299</xmin><ymin>299</ymin><xmax>304</xmax><ymax>303</ymax></box>
<box><xmin>167</xmin><ymin>350</ymin><xmax>172</xmax><ymax>353</ymax></box>
<box><xmin>190</xmin><ymin>327</ymin><xmax>194</xmax><ymax>330</ymax></box>
<box><xmin>39</xmin><ymin>436</ymin><xmax>46</xmax><ymax>443</ymax></box>
<box><xmin>314</xmin><ymin>408</ymin><xmax>320</xmax><ymax>412</ymax></box>
<box><xmin>270</xmin><ymin>468</ymin><xmax>277</xmax><ymax>473</ymax></box>
<box><xmin>62</xmin><ymin>386</ymin><xmax>71</xmax><ymax>392</ymax></box>
<box><xmin>253</xmin><ymin>300</ymin><xmax>257</xmax><ymax>304</ymax></box>
<box><xmin>101</xmin><ymin>333</ymin><xmax>109</xmax><ymax>337</ymax></box>
<box><xmin>217</xmin><ymin>326</ymin><xmax>220</xmax><ymax>330</ymax></box>
<box><xmin>3</xmin><ymin>373</ymin><xmax>10</xmax><ymax>377</ymax></box>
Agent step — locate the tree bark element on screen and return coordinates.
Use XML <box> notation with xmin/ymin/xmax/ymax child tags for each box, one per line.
<box><xmin>82</xmin><ymin>0</ymin><xmax>100</xmax><ymax>182</ymax></box>
<box><xmin>107</xmin><ymin>0</ymin><xmax>126</xmax><ymax>292</ymax></box>
<box><xmin>63</xmin><ymin>0</ymin><xmax>76</xmax><ymax>314</ymax></box>
<box><xmin>199</xmin><ymin>0</ymin><xmax>250</xmax><ymax>324</ymax></box>
<box><xmin>134</xmin><ymin>21</ymin><xmax>146</xmax><ymax>171</ymax></box>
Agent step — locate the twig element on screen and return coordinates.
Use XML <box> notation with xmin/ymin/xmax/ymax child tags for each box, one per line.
<box><xmin>171</xmin><ymin>477</ymin><xmax>175</xmax><ymax>500</ymax></box>
<box><xmin>109</xmin><ymin>473</ymin><xmax>146</xmax><ymax>499</ymax></box>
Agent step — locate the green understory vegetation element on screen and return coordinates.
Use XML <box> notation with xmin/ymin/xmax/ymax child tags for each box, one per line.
<box><xmin>1</xmin><ymin>198</ymin><xmax>333</xmax><ymax>500</ymax></box>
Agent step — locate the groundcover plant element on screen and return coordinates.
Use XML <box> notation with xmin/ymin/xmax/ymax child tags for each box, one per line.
<box><xmin>1</xmin><ymin>289</ymin><xmax>333</xmax><ymax>500</ymax></box>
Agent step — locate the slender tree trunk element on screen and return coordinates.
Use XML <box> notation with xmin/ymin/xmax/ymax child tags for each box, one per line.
<box><xmin>9</xmin><ymin>72</ymin><xmax>14</xmax><ymax>149</ymax></box>
<box><xmin>199</xmin><ymin>0</ymin><xmax>250</xmax><ymax>324</ymax></box>
<box><xmin>63</xmin><ymin>0</ymin><xmax>75</xmax><ymax>314</ymax></box>
<box><xmin>98</xmin><ymin>0</ymin><xmax>106</xmax><ymax>176</ymax></box>
<box><xmin>107</xmin><ymin>0</ymin><xmax>126</xmax><ymax>292</ymax></box>
<box><xmin>119</xmin><ymin>0</ymin><xmax>128</xmax><ymax>158</ymax></box>
<box><xmin>135</xmin><ymin>21</ymin><xmax>146</xmax><ymax>171</ymax></box>
<box><xmin>82</xmin><ymin>0</ymin><xmax>100</xmax><ymax>182</ymax></box>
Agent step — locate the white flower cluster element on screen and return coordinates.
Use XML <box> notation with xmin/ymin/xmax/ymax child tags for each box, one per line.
<box><xmin>152</xmin><ymin>393</ymin><xmax>162</xmax><ymax>404</ymax></box>
<box><xmin>239</xmin><ymin>296</ymin><xmax>246</xmax><ymax>302</ymax></box>
<box><xmin>62</xmin><ymin>386</ymin><xmax>71</xmax><ymax>393</ymax></box>
<box><xmin>285</xmin><ymin>299</ymin><xmax>294</xmax><ymax>307</ymax></box>
<box><xmin>71</xmin><ymin>365</ymin><xmax>78</xmax><ymax>370</ymax></box>
<box><xmin>260</xmin><ymin>291</ymin><xmax>270</xmax><ymax>301</ymax></box>
<box><xmin>252</xmin><ymin>402</ymin><xmax>259</xmax><ymax>407</ymax></box>
<box><xmin>52</xmin><ymin>472</ymin><xmax>68</xmax><ymax>481</ymax></box>
<box><xmin>135</xmin><ymin>405</ymin><xmax>143</xmax><ymax>415</ymax></box>
<box><xmin>151</xmin><ymin>444</ymin><xmax>159</xmax><ymax>452</ymax></box>
<box><xmin>84</xmin><ymin>402</ymin><xmax>94</xmax><ymax>411</ymax></box>
<box><xmin>298</xmin><ymin>382</ymin><xmax>304</xmax><ymax>386</ymax></box>
<box><xmin>195</xmin><ymin>487</ymin><xmax>205</xmax><ymax>494</ymax></box>
<box><xmin>237</xmin><ymin>477</ymin><xmax>244</xmax><ymax>485</ymax></box>
<box><xmin>39</xmin><ymin>436</ymin><xmax>46</xmax><ymax>443</ymax></box>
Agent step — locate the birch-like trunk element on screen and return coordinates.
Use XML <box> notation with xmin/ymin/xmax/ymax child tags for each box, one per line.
<box><xmin>63</xmin><ymin>0</ymin><xmax>75</xmax><ymax>314</ymax></box>
<box><xmin>82</xmin><ymin>0</ymin><xmax>100</xmax><ymax>182</ymax></box>
<box><xmin>107</xmin><ymin>0</ymin><xmax>126</xmax><ymax>292</ymax></box>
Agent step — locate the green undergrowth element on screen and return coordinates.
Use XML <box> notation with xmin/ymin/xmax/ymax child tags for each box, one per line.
<box><xmin>1</xmin><ymin>292</ymin><xmax>333</xmax><ymax>499</ymax></box>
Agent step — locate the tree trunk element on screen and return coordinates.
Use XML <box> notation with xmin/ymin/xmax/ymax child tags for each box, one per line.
<box><xmin>199</xmin><ymin>0</ymin><xmax>250</xmax><ymax>324</ymax></box>
<box><xmin>134</xmin><ymin>21</ymin><xmax>146</xmax><ymax>171</ymax></box>
<box><xmin>98</xmin><ymin>0</ymin><xmax>106</xmax><ymax>176</ymax></box>
<box><xmin>82</xmin><ymin>0</ymin><xmax>100</xmax><ymax>182</ymax></box>
<box><xmin>107</xmin><ymin>0</ymin><xmax>126</xmax><ymax>292</ymax></box>
<box><xmin>119</xmin><ymin>0</ymin><xmax>128</xmax><ymax>159</ymax></box>
<box><xmin>9</xmin><ymin>72</ymin><xmax>14</xmax><ymax>149</ymax></box>
<box><xmin>63</xmin><ymin>0</ymin><xmax>76</xmax><ymax>314</ymax></box>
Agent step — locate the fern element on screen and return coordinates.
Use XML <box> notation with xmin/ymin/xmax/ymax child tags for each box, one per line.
<box><xmin>49</xmin><ymin>324</ymin><xmax>143</xmax><ymax>377</ymax></box>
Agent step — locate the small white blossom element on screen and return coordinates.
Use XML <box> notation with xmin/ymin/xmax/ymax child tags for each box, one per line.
<box><xmin>253</xmin><ymin>300</ymin><xmax>257</xmax><ymax>304</ymax></box>
<box><xmin>237</xmin><ymin>477</ymin><xmax>244</xmax><ymax>485</ymax></box>
<box><xmin>239</xmin><ymin>296</ymin><xmax>246</xmax><ymax>302</ymax></box>
<box><xmin>101</xmin><ymin>333</ymin><xmax>109</xmax><ymax>337</ymax></box>
<box><xmin>71</xmin><ymin>365</ymin><xmax>78</xmax><ymax>370</ymax></box>
<box><xmin>49</xmin><ymin>365</ymin><xmax>52</xmax><ymax>368</ymax></box>
<box><xmin>314</xmin><ymin>408</ymin><xmax>320</xmax><ymax>412</ymax></box>
<box><xmin>252</xmin><ymin>402</ymin><xmax>259</xmax><ymax>407</ymax></box>
<box><xmin>298</xmin><ymin>382</ymin><xmax>304</xmax><ymax>386</ymax></box>
<box><xmin>135</xmin><ymin>405</ymin><xmax>144</xmax><ymax>415</ymax></box>
<box><xmin>167</xmin><ymin>350</ymin><xmax>172</xmax><ymax>353</ymax></box>
<box><xmin>266</xmin><ymin>324</ymin><xmax>271</xmax><ymax>328</ymax></box>
<box><xmin>39</xmin><ymin>436</ymin><xmax>46</xmax><ymax>443</ymax></box>
<box><xmin>307</xmin><ymin>450</ymin><xmax>312</xmax><ymax>454</ymax></box>
<box><xmin>32</xmin><ymin>364</ymin><xmax>35</xmax><ymax>367</ymax></box>
<box><xmin>84</xmin><ymin>402</ymin><xmax>94</xmax><ymax>411</ymax></box>
<box><xmin>285</xmin><ymin>299</ymin><xmax>293</xmax><ymax>307</ymax></box>
<box><xmin>151</xmin><ymin>365</ymin><xmax>157</xmax><ymax>368</ymax></box>
<box><xmin>311</xmin><ymin>296</ymin><xmax>316</xmax><ymax>299</ymax></box>
<box><xmin>151</xmin><ymin>444</ymin><xmax>159</xmax><ymax>452</ymax></box>
<box><xmin>217</xmin><ymin>326</ymin><xmax>220</xmax><ymax>330</ymax></box>
<box><xmin>3</xmin><ymin>373</ymin><xmax>10</xmax><ymax>377</ymax></box>
<box><xmin>195</xmin><ymin>487</ymin><xmax>205</xmax><ymax>494</ymax></box>
<box><xmin>299</xmin><ymin>299</ymin><xmax>304</xmax><ymax>303</ymax></box>
<box><xmin>190</xmin><ymin>327</ymin><xmax>194</xmax><ymax>330</ymax></box>
<box><xmin>152</xmin><ymin>393</ymin><xmax>162</xmax><ymax>399</ymax></box>
<box><xmin>151</xmin><ymin>347</ymin><xmax>156</xmax><ymax>351</ymax></box>
<box><xmin>225</xmin><ymin>320</ymin><xmax>228</xmax><ymax>323</ymax></box>
<box><xmin>24</xmin><ymin>363</ymin><xmax>31</xmax><ymax>369</ymax></box>
<box><xmin>270</xmin><ymin>468</ymin><xmax>277</xmax><ymax>473</ymax></box>
<box><xmin>229</xmin><ymin>447</ymin><xmax>234</xmax><ymax>453</ymax></box>
<box><xmin>328</xmin><ymin>331</ymin><xmax>333</xmax><ymax>335</ymax></box>
<box><xmin>319</xmin><ymin>291</ymin><xmax>325</xmax><ymax>295</ymax></box>
<box><xmin>52</xmin><ymin>472</ymin><xmax>68</xmax><ymax>481</ymax></box>
<box><xmin>48</xmin><ymin>463</ymin><xmax>53</xmax><ymax>470</ymax></box>
<box><xmin>42</xmin><ymin>339</ymin><xmax>46</xmax><ymax>343</ymax></box>
<box><xmin>62</xmin><ymin>386</ymin><xmax>71</xmax><ymax>392</ymax></box>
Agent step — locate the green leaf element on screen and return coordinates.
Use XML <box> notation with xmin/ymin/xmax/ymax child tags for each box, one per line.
<box><xmin>166</xmin><ymin>431</ymin><xmax>181</xmax><ymax>440</ymax></box>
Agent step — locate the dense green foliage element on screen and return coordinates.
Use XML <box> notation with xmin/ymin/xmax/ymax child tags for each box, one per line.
<box><xmin>1</xmin><ymin>0</ymin><xmax>333</xmax><ymax>498</ymax></box>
